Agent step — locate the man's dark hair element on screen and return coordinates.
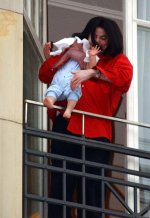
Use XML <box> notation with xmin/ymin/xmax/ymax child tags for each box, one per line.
<box><xmin>72</xmin><ymin>16</ymin><xmax>123</xmax><ymax>57</ymax></box>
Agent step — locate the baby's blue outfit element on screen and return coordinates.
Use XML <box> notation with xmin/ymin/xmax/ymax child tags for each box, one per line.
<box><xmin>45</xmin><ymin>59</ymin><xmax>82</xmax><ymax>101</ymax></box>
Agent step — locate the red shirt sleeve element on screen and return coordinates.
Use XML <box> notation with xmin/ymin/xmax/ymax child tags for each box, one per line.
<box><xmin>96</xmin><ymin>54</ymin><xmax>133</xmax><ymax>93</ymax></box>
<box><xmin>38</xmin><ymin>48</ymin><xmax>70</xmax><ymax>84</ymax></box>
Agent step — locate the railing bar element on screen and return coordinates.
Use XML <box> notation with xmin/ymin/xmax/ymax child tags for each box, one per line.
<box><xmin>24</xmin><ymin>100</ymin><xmax>150</xmax><ymax>218</ymax></box>
<box><xmin>134</xmin><ymin>187</ymin><xmax>137</xmax><ymax>213</ymax></box>
<box><xmin>25</xmin><ymin>161</ymin><xmax>150</xmax><ymax>191</ymax></box>
<box><xmin>24</xmin><ymin>188</ymin><xmax>28</xmax><ymax>218</ymax></box>
<box><xmin>24</xmin><ymin>128</ymin><xmax>150</xmax><ymax>160</ymax></box>
<box><xmin>139</xmin><ymin>204</ymin><xmax>150</xmax><ymax>216</ymax></box>
<box><xmin>23</xmin><ymin>133</ymin><xmax>28</xmax><ymax>218</ymax></box>
<box><xmin>82</xmin><ymin>114</ymin><xmax>85</xmax><ymax>136</ymax></box>
<box><xmin>82</xmin><ymin>142</ymin><xmax>86</xmax><ymax>218</ymax></box>
<box><xmin>25</xmin><ymin>99</ymin><xmax>150</xmax><ymax>129</ymax></box>
<box><xmin>25</xmin><ymin>148</ymin><xmax>150</xmax><ymax>179</ymax></box>
<box><xmin>105</xmin><ymin>181</ymin><xmax>134</xmax><ymax>214</ymax></box>
<box><xmin>24</xmin><ymin>101</ymin><xmax>28</xmax><ymax>126</ymax></box>
<box><xmin>101</xmin><ymin>168</ymin><xmax>105</xmax><ymax>218</ymax></box>
<box><xmin>24</xmin><ymin>194</ymin><xmax>134</xmax><ymax>218</ymax></box>
<box><xmin>25</xmin><ymin>99</ymin><xmax>44</xmax><ymax>106</ymax></box>
<box><xmin>81</xmin><ymin>114</ymin><xmax>85</xmax><ymax>218</ymax></box>
<box><xmin>63</xmin><ymin>160</ymin><xmax>66</xmax><ymax>218</ymax></box>
<box><xmin>43</xmin><ymin>154</ymin><xmax>48</xmax><ymax>218</ymax></box>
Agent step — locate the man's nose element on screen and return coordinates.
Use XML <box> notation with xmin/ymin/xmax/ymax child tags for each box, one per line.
<box><xmin>95</xmin><ymin>38</ymin><xmax>100</xmax><ymax>44</ymax></box>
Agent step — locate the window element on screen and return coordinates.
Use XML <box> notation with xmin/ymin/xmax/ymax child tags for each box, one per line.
<box><xmin>125</xmin><ymin>0</ymin><xmax>150</xmax><ymax>214</ymax></box>
<box><xmin>24</xmin><ymin>0</ymin><xmax>47</xmax><ymax>44</ymax></box>
<box><xmin>23</xmin><ymin>1</ymin><xmax>48</xmax><ymax>217</ymax></box>
<box><xmin>137</xmin><ymin>0</ymin><xmax>150</xmax><ymax>21</ymax></box>
<box><xmin>137</xmin><ymin>26</ymin><xmax>150</xmax><ymax>213</ymax></box>
<box><xmin>137</xmin><ymin>2</ymin><xmax>150</xmax><ymax>213</ymax></box>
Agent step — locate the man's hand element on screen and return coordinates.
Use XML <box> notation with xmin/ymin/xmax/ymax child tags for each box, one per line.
<box><xmin>71</xmin><ymin>69</ymin><xmax>96</xmax><ymax>90</ymax></box>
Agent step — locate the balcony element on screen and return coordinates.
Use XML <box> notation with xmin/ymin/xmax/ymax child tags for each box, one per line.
<box><xmin>23</xmin><ymin>100</ymin><xmax>150</xmax><ymax>218</ymax></box>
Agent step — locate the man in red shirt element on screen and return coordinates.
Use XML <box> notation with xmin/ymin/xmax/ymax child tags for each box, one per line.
<box><xmin>39</xmin><ymin>16</ymin><xmax>133</xmax><ymax>218</ymax></box>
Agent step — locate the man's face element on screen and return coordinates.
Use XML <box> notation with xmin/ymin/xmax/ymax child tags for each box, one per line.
<box><xmin>94</xmin><ymin>27</ymin><xmax>109</xmax><ymax>52</ymax></box>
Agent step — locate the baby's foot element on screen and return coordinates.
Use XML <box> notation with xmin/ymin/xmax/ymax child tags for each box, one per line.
<box><xmin>43</xmin><ymin>98</ymin><xmax>54</xmax><ymax>109</ymax></box>
<box><xmin>63</xmin><ymin>110</ymin><xmax>71</xmax><ymax>119</ymax></box>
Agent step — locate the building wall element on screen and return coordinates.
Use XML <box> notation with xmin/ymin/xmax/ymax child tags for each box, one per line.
<box><xmin>0</xmin><ymin>1</ymin><xmax>23</xmax><ymax>218</ymax></box>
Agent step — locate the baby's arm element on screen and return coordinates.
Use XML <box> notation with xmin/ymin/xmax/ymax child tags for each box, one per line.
<box><xmin>86</xmin><ymin>45</ymin><xmax>101</xmax><ymax>69</ymax></box>
<box><xmin>43</xmin><ymin>41</ymin><xmax>70</xmax><ymax>68</ymax></box>
<box><xmin>43</xmin><ymin>40</ymin><xmax>86</xmax><ymax>69</ymax></box>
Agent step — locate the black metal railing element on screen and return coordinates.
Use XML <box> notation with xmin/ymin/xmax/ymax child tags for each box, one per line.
<box><xmin>23</xmin><ymin>100</ymin><xmax>150</xmax><ymax>218</ymax></box>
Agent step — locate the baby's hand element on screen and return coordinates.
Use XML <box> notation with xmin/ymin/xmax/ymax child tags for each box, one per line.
<box><xmin>88</xmin><ymin>45</ymin><xmax>101</xmax><ymax>56</ymax></box>
<box><xmin>43</xmin><ymin>42</ymin><xmax>52</xmax><ymax>59</ymax></box>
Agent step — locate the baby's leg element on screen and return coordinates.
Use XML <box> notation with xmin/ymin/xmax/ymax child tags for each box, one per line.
<box><xmin>43</xmin><ymin>96</ymin><xmax>56</xmax><ymax>109</ymax></box>
<box><xmin>63</xmin><ymin>99</ymin><xmax>77</xmax><ymax>119</ymax></box>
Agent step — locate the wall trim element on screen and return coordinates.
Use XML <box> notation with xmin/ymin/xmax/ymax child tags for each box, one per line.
<box><xmin>48</xmin><ymin>0</ymin><xmax>122</xmax><ymax>20</ymax></box>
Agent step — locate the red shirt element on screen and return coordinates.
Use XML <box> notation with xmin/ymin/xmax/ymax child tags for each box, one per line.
<box><xmin>39</xmin><ymin>53</ymin><xmax>133</xmax><ymax>141</ymax></box>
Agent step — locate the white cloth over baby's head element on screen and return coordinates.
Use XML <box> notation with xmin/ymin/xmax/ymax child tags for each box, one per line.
<box><xmin>50</xmin><ymin>36</ymin><xmax>100</xmax><ymax>63</ymax></box>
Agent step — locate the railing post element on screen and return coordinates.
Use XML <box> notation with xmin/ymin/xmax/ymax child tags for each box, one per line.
<box><xmin>63</xmin><ymin>160</ymin><xmax>67</xmax><ymax>218</ymax></box>
<box><xmin>82</xmin><ymin>114</ymin><xmax>85</xmax><ymax>136</ymax></box>
<box><xmin>24</xmin><ymin>100</ymin><xmax>28</xmax><ymax>127</ymax></box>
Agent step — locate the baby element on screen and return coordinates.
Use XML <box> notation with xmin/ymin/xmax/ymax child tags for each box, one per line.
<box><xmin>43</xmin><ymin>36</ymin><xmax>100</xmax><ymax>119</ymax></box>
